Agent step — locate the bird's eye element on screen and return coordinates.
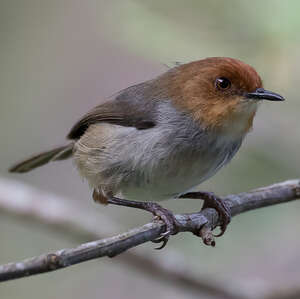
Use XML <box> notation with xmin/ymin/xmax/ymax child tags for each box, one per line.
<box><xmin>215</xmin><ymin>77</ymin><xmax>231</xmax><ymax>90</ymax></box>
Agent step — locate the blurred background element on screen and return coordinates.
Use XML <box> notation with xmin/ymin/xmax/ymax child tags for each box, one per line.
<box><xmin>0</xmin><ymin>1</ymin><xmax>300</xmax><ymax>298</ymax></box>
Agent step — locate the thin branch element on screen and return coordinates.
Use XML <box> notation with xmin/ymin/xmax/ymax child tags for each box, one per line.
<box><xmin>0</xmin><ymin>179</ymin><xmax>299</xmax><ymax>291</ymax></box>
<box><xmin>0</xmin><ymin>178</ymin><xmax>247</xmax><ymax>299</ymax></box>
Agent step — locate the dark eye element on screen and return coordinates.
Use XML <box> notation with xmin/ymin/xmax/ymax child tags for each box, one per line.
<box><xmin>215</xmin><ymin>77</ymin><xmax>231</xmax><ymax>90</ymax></box>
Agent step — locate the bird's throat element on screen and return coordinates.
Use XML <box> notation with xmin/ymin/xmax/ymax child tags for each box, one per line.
<box><xmin>191</xmin><ymin>101</ymin><xmax>257</xmax><ymax>137</ymax></box>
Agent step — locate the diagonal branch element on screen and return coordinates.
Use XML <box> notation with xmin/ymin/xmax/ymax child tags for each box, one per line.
<box><xmin>0</xmin><ymin>178</ymin><xmax>246</xmax><ymax>299</ymax></box>
<box><xmin>0</xmin><ymin>179</ymin><xmax>299</xmax><ymax>286</ymax></box>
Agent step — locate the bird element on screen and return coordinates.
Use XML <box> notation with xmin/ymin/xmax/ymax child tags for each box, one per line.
<box><xmin>10</xmin><ymin>57</ymin><xmax>285</xmax><ymax>248</ymax></box>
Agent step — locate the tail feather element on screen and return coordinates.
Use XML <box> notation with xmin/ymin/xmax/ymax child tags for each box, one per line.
<box><xmin>9</xmin><ymin>143</ymin><xmax>74</xmax><ymax>173</ymax></box>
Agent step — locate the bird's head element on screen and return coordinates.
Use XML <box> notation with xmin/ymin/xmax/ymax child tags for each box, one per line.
<box><xmin>163</xmin><ymin>57</ymin><xmax>284</xmax><ymax>137</ymax></box>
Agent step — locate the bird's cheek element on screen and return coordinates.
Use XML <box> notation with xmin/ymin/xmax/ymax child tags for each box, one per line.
<box><xmin>238</xmin><ymin>97</ymin><xmax>259</xmax><ymax>113</ymax></box>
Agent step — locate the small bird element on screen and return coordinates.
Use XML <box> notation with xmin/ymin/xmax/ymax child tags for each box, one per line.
<box><xmin>10</xmin><ymin>57</ymin><xmax>285</xmax><ymax>248</ymax></box>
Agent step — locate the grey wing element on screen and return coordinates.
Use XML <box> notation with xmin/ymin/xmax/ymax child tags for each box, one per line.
<box><xmin>67</xmin><ymin>82</ymin><xmax>158</xmax><ymax>140</ymax></box>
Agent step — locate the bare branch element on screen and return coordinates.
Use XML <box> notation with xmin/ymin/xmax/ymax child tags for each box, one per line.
<box><xmin>0</xmin><ymin>178</ymin><xmax>299</xmax><ymax>291</ymax></box>
<box><xmin>0</xmin><ymin>178</ymin><xmax>247</xmax><ymax>299</ymax></box>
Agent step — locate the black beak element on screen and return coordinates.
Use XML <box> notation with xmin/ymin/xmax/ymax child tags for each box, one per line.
<box><xmin>246</xmin><ymin>88</ymin><xmax>285</xmax><ymax>101</ymax></box>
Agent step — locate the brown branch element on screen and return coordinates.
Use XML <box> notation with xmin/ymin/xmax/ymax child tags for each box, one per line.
<box><xmin>0</xmin><ymin>178</ymin><xmax>299</xmax><ymax>294</ymax></box>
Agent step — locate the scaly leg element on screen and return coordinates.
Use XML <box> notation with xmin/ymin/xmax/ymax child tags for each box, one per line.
<box><xmin>179</xmin><ymin>191</ymin><xmax>231</xmax><ymax>236</ymax></box>
<box><xmin>93</xmin><ymin>189</ymin><xmax>178</xmax><ymax>249</ymax></box>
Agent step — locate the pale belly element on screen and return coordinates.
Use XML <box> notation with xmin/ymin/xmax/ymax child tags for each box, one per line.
<box><xmin>120</xmin><ymin>147</ymin><xmax>233</xmax><ymax>202</ymax></box>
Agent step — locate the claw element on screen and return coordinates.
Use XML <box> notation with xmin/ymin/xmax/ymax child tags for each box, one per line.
<box><xmin>104</xmin><ymin>196</ymin><xmax>178</xmax><ymax>249</ymax></box>
<box><xmin>196</xmin><ymin>192</ymin><xmax>231</xmax><ymax>237</ymax></box>
<box><xmin>154</xmin><ymin>237</ymin><xmax>169</xmax><ymax>250</ymax></box>
<box><xmin>152</xmin><ymin>233</ymin><xmax>170</xmax><ymax>250</ymax></box>
<box><xmin>147</xmin><ymin>203</ymin><xmax>179</xmax><ymax>249</ymax></box>
<box><xmin>160</xmin><ymin>230</ymin><xmax>171</xmax><ymax>238</ymax></box>
<box><xmin>180</xmin><ymin>191</ymin><xmax>231</xmax><ymax>240</ymax></box>
<box><xmin>213</xmin><ymin>225</ymin><xmax>227</xmax><ymax>237</ymax></box>
<box><xmin>213</xmin><ymin>231</ymin><xmax>223</xmax><ymax>238</ymax></box>
<box><xmin>152</xmin><ymin>231</ymin><xmax>170</xmax><ymax>242</ymax></box>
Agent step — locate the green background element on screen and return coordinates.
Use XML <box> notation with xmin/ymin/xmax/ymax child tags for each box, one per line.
<box><xmin>0</xmin><ymin>1</ymin><xmax>299</xmax><ymax>298</ymax></box>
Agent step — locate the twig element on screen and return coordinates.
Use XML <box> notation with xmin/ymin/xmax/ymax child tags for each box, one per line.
<box><xmin>0</xmin><ymin>178</ymin><xmax>299</xmax><ymax>290</ymax></box>
<box><xmin>0</xmin><ymin>178</ymin><xmax>247</xmax><ymax>299</ymax></box>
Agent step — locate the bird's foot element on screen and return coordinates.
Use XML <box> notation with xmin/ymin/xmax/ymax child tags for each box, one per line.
<box><xmin>200</xmin><ymin>192</ymin><xmax>231</xmax><ymax>237</ymax></box>
<box><xmin>105</xmin><ymin>196</ymin><xmax>178</xmax><ymax>249</ymax></box>
<box><xmin>145</xmin><ymin>202</ymin><xmax>179</xmax><ymax>249</ymax></box>
<box><xmin>180</xmin><ymin>191</ymin><xmax>231</xmax><ymax>238</ymax></box>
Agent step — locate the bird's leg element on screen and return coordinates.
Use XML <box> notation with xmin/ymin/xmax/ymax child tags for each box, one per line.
<box><xmin>93</xmin><ymin>189</ymin><xmax>108</xmax><ymax>205</ymax></box>
<box><xmin>93</xmin><ymin>190</ymin><xmax>179</xmax><ymax>249</ymax></box>
<box><xmin>179</xmin><ymin>191</ymin><xmax>231</xmax><ymax>237</ymax></box>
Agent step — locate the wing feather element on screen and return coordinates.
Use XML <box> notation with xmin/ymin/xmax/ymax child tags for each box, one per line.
<box><xmin>67</xmin><ymin>83</ymin><xmax>157</xmax><ymax>139</ymax></box>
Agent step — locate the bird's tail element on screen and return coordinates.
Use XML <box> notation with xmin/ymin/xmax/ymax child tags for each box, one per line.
<box><xmin>9</xmin><ymin>143</ymin><xmax>74</xmax><ymax>173</ymax></box>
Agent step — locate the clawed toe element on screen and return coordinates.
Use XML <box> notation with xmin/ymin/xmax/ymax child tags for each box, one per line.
<box><xmin>180</xmin><ymin>191</ymin><xmax>231</xmax><ymax>242</ymax></box>
<box><xmin>104</xmin><ymin>196</ymin><xmax>178</xmax><ymax>250</ymax></box>
<box><xmin>213</xmin><ymin>214</ymin><xmax>230</xmax><ymax>237</ymax></box>
<box><xmin>201</xmin><ymin>192</ymin><xmax>231</xmax><ymax>237</ymax></box>
<box><xmin>146</xmin><ymin>202</ymin><xmax>179</xmax><ymax>249</ymax></box>
<box><xmin>152</xmin><ymin>232</ymin><xmax>170</xmax><ymax>250</ymax></box>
